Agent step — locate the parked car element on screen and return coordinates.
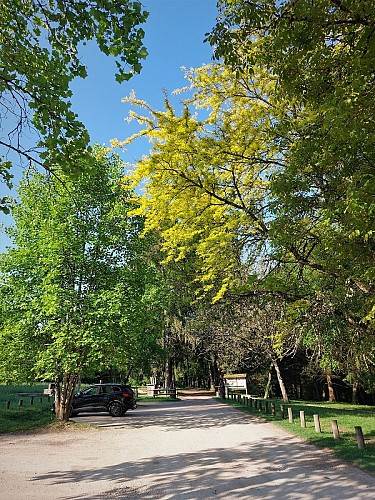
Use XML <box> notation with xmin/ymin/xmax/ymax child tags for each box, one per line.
<box><xmin>52</xmin><ymin>383</ymin><xmax>136</xmax><ymax>417</ymax></box>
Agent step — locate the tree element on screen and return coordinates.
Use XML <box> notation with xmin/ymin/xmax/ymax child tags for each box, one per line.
<box><xmin>0</xmin><ymin>147</ymin><xmax>161</xmax><ymax>420</ymax></box>
<box><xmin>207</xmin><ymin>0</ymin><xmax>375</xmax><ymax>322</ymax></box>
<box><xmin>0</xmin><ymin>0</ymin><xmax>149</xmax><ymax>211</ymax></box>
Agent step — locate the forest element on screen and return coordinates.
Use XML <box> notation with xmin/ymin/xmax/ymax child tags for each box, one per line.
<box><xmin>0</xmin><ymin>1</ymin><xmax>374</xmax><ymax>420</ymax></box>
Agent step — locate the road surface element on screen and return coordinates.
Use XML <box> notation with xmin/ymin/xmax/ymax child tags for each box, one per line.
<box><xmin>0</xmin><ymin>392</ymin><xmax>374</xmax><ymax>499</ymax></box>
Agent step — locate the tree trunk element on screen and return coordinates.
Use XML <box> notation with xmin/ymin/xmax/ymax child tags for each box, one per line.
<box><xmin>272</xmin><ymin>358</ymin><xmax>289</xmax><ymax>402</ymax></box>
<box><xmin>325</xmin><ymin>367</ymin><xmax>336</xmax><ymax>402</ymax></box>
<box><xmin>209</xmin><ymin>354</ymin><xmax>220</xmax><ymax>391</ymax></box>
<box><xmin>164</xmin><ymin>357</ymin><xmax>174</xmax><ymax>388</ymax></box>
<box><xmin>55</xmin><ymin>373</ymin><xmax>79</xmax><ymax>421</ymax></box>
<box><xmin>352</xmin><ymin>379</ymin><xmax>359</xmax><ymax>404</ymax></box>
<box><xmin>264</xmin><ymin>363</ymin><xmax>273</xmax><ymax>399</ymax></box>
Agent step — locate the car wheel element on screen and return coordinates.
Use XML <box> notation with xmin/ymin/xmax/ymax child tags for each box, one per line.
<box><xmin>109</xmin><ymin>402</ymin><xmax>123</xmax><ymax>417</ymax></box>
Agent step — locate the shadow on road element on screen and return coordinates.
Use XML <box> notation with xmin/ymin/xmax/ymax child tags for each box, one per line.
<box><xmin>34</xmin><ymin>436</ymin><xmax>375</xmax><ymax>499</ymax></box>
<box><xmin>71</xmin><ymin>397</ymin><xmax>267</xmax><ymax>431</ymax></box>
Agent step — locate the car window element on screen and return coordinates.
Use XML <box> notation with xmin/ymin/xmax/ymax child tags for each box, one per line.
<box><xmin>111</xmin><ymin>386</ymin><xmax>121</xmax><ymax>392</ymax></box>
<box><xmin>82</xmin><ymin>387</ymin><xmax>96</xmax><ymax>396</ymax></box>
<box><xmin>99</xmin><ymin>386</ymin><xmax>107</xmax><ymax>394</ymax></box>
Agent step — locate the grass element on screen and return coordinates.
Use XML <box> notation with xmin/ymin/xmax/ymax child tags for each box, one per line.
<box><xmin>0</xmin><ymin>384</ymin><xmax>55</xmax><ymax>433</ymax></box>
<box><xmin>222</xmin><ymin>395</ymin><xmax>375</xmax><ymax>474</ymax></box>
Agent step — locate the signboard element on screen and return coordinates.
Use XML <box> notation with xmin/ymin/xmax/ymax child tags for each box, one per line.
<box><xmin>224</xmin><ymin>373</ymin><xmax>248</xmax><ymax>394</ymax></box>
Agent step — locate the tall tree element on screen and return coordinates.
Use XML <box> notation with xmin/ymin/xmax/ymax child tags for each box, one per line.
<box><xmin>0</xmin><ymin>0</ymin><xmax>148</xmax><ymax>211</ymax></box>
<box><xmin>208</xmin><ymin>0</ymin><xmax>375</xmax><ymax>323</ymax></box>
<box><xmin>0</xmin><ymin>147</ymin><xmax>161</xmax><ymax>420</ymax></box>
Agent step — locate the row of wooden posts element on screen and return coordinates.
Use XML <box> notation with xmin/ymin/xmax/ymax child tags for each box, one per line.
<box><xmin>4</xmin><ymin>395</ymin><xmax>52</xmax><ymax>409</ymax></box>
<box><xmin>228</xmin><ymin>392</ymin><xmax>367</xmax><ymax>451</ymax></box>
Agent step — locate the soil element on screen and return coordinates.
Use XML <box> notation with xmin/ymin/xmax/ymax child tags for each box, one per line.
<box><xmin>1</xmin><ymin>392</ymin><xmax>374</xmax><ymax>499</ymax></box>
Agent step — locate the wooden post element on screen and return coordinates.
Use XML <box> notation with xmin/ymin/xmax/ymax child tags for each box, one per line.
<box><xmin>6</xmin><ymin>400</ymin><xmax>10</xmax><ymax>409</ymax></box>
<box><xmin>30</xmin><ymin>396</ymin><xmax>34</xmax><ymax>405</ymax></box>
<box><xmin>300</xmin><ymin>410</ymin><xmax>306</xmax><ymax>428</ymax></box>
<box><xmin>258</xmin><ymin>399</ymin><xmax>263</xmax><ymax>412</ymax></box>
<box><xmin>355</xmin><ymin>426</ymin><xmax>365</xmax><ymax>450</ymax></box>
<box><xmin>271</xmin><ymin>402</ymin><xmax>275</xmax><ymax>416</ymax></box>
<box><xmin>264</xmin><ymin>401</ymin><xmax>269</xmax><ymax>414</ymax></box>
<box><xmin>288</xmin><ymin>407</ymin><xmax>294</xmax><ymax>423</ymax></box>
<box><xmin>249</xmin><ymin>398</ymin><xmax>253</xmax><ymax>408</ymax></box>
<box><xmin>254</xmin><ymin>398</ymin><xmax>258</xmax><ymax>409</ymax></box>
<box><xmin>279</xmin><ymin>404</ymin><xmax>284</xmax><ymax>419</ymax></box>
<box><xmin>19</xmin><ymin>399</ymin><xmax>23</xmax><ymax>407</ymax></box>
<box><xmin>332</xmin><ymin>420</ymin><xmax>340</xmax><ymax>440</ymax></box>
<box><xmin>40</xmin><ymin>397</ymin><xmax>43</xmax><ymax>404</ymax></box>
<box><xmin>313</xmin><ymin>414</ymin><xmax>321</xmax><ymax>433</ymax></box>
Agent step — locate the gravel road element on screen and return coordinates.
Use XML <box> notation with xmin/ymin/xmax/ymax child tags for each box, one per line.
<box><xmin>0</xmin><ymin>393</ymin><xmax>374</xmax><ymax>499</ymax></box>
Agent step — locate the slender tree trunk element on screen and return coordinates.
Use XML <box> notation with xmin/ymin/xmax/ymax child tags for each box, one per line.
<box><xmin>209</xmin><ymin>354</ymin><xmax>220</xmax><ymax>391</ymax></box>
<box><xmin>325</xmin><ymin>367</ymin><xmax>336</xmax><ymax>402</ymax></box>
<box><xmin>272</xmin><ymin>358</ymin><xmax>289</xmax><ymax>402</ymax></box>
<box><xmin>264</xmin><ymin>363</ymin><xmax>273</xmax><ymax>399</ymax></box>
<box><xmin>164</xmin><ymin>357</ymin><xmax>173</xmax><ymax>388</ymax></box>
<box><xmin>352</xmin><ymin>379</ymin><xmax>359</xmax><ymax>404</ymax></box>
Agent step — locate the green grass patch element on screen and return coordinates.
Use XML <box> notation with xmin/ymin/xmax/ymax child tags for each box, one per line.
<box><xmin>221</xmin><ymin>396</ymin><xmax>375</xmax><ymax>474</ymax></box>
<box><xmin>0</xmin><ymin>384</ymin><xmax>54</xmax><ymax>433</ymax></box>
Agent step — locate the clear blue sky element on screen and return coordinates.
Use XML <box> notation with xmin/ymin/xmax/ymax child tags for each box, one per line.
<box><xmin>0</xmin><ymin>0</ymin><xmax>219</xmax><ymax>250</ymax></box>
<box><xmin>72</xmin><ymin>0</ymin><xmax>218</xmax><ymax>161</ymax></box>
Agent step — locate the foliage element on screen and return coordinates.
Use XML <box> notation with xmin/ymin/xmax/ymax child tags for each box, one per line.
<box><xmin>0</xmin><ymin>0</ymin><xmax>148</xmax><ymax>207</ymax></box>
<box><xmin>0</xmin><ymin>147</ymin><xmax>162</xmax><ymax>419</ymax></box>
<box><xmin>120</xmin><ymin>25</ymin><xmax>374</xmax><ymax>394</ymax></box>
<box><xmin>207</xmin><ymin>0</ymin><xmax>375</xmax><ymax>318</ymax></box>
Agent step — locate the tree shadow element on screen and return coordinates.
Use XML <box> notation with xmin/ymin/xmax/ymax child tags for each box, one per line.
<box><xmin>72</xmin><ymin>398</ymin><xmax>269</xmax><ymax>431</ymax></box>
<box><xmin>33</xmin><ymin>437</ymin><xmax>375</xmax><ymax>499</ymax></box>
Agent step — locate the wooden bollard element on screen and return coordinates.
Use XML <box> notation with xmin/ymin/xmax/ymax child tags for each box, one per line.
<box><xmin>332</xmin><ymin>420</ymin><xmax>340</xmax><ymax>440</ymax></box>
<box><xmin>254</xmin><ymin>399</ymin><xmax>258</xmax><ymax>409</ymax></box>
<box><xmin>271</xmin><ymin>402</ymin><xmax>275</xmax><ymax>416</ymax></box>
<box><xmin>30</xmin><ymin>396</ymin><xmax>34</xmax><ymax>405</ymax></box>
<box><xmin>355</xmin><ymin>426</ymin><xmax>365</xmax><ymax>450</ymax></box>
<box><xmin>19</xmin><ymin>399</ymin><xmax>23</xmax><ymax>407</ymax></box>
<box><xmin>265</xmin><ymin>401</ymin><xmax>269</xmax><ymax>414</ymax></box>
<box><xmin>6</xmin><ymin>400</ymin><xmax>10</xmax><ymax>409</ymax></box>
<box><xmin>300</xmin><ymin>410</ymin><xmax>306</xmax><ymax>428</ymax></box>
<box><xmin>40</xmin><ymin>397</ymin><xmax>43</xmax><ymax>404</ymax></box>
<box><xmin>313</xmin><ymin>414</ymin><xmax>321</xmax><ymax>433</ymax></box>
<box><xmin>288</xmin><ymin>407</ymin><xmax>294</xmax><ymax>423</ymax></box>
<box><xmin>280</xmin><ymin>404</ymin><xmax>284</xmax><ymax>419</ymax></box>
<box><xmin>258</xmin><ymin>399</ymin><xmax>263</xmax><ymax>412</ymax></box>
<box><xmin>249</xmin><ymin>398</ymin><xmax>253</xmax><ymax>408</ymax></box>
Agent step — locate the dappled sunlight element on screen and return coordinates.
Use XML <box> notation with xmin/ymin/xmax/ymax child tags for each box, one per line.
<box><xmin>36</xmin><ymin>437</ymin><xmax>374</xmax><ymax>499</ymax></box>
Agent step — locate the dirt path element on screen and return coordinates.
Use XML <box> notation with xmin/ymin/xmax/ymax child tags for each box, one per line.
<box><xmin>1</xmin><ymin>393</ymin><xmax>374</xmax><ymax>499</ymax></box>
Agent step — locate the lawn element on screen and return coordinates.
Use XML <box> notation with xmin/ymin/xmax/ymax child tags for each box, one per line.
<box><xmin>222</xmin><ymin>395</ymin><xmax>375</xmax><ymax>474</ymax></box>
<box><xmin>0</xmin><ymin>384</ymin><xmax>55</xmax><ymax>433</ymax></box>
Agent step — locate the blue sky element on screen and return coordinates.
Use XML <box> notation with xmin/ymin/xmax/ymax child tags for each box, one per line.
<box><xmin>72</xmin><ymin>0</ymin><xmax>218</xmax><ymax>161</ymax></box>
<box><xmin>0</xmin><ymin>0</ymin><xmax>219</xmax><ymax>250</ymax></box>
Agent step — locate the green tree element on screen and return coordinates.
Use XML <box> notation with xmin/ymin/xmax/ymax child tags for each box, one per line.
<box><xmin>0</xmin><ymin>147</ymin><xmax>161</xmax><ymax>420</ymax></box>
<box><xmin>0</xmin><ymin>0</ymin><xmax>148</xmax><ymax>211</ymax></box>
<box><xmin>208</xmin><ymin>0</ymin><xmax>375</xmax><ymax>322</ymax></box>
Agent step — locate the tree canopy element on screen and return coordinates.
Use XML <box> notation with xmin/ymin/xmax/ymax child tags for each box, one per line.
<box><xmin>0</xmin><ymin>0</ymin><xmax>148</xmax><ymax>212</ymax></box>
<box><xmin>0</xmin><ymin>147</ymin><xmax>163</xmax><ymax>419</ymax></box>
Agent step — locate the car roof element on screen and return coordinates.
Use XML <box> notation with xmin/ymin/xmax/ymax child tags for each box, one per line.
<box><xmin>91</xmin><ymin>383</ymin><xmax>128</xmax><ymax>386</ymax></box>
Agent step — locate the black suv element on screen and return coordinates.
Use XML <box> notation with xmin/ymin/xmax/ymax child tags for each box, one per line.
<box><xmin>53</xmin><ymin>383</ymin><xmax>136</xmax><ymax>417</ymax></box>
